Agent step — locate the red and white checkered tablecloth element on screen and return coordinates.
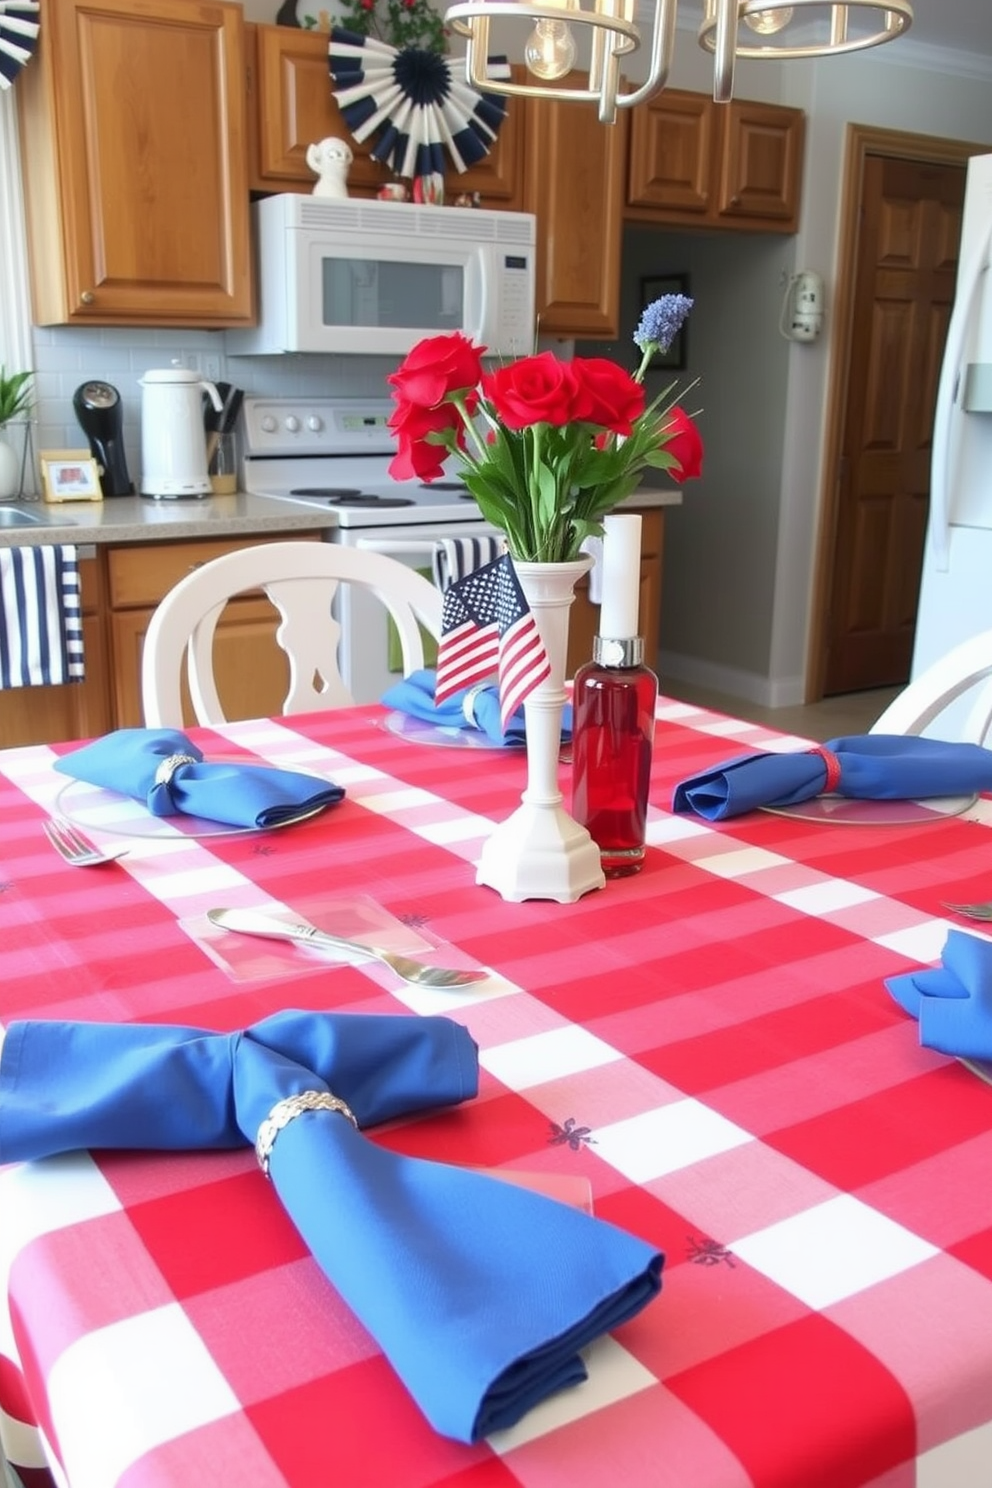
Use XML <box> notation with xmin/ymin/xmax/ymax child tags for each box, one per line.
<box><xmin>0</xmin><ymin>700</ymin><xmax>990</xmax><ymax>1488</ymax></box>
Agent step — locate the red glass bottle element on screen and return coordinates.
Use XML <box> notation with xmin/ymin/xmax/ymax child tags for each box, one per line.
<box><xmin>572</xmin><ymin>635</ymin><xmax>658</xmax><ymax>877</ymax></box>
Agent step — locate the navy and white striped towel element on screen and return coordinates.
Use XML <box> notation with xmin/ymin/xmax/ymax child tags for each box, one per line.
<box><xmin>432</xmin><ymin>535</ymin><xmax>504</xmax><ymax>593</ymax></box>
<box><xmin>0</xmin><ymin>545</ymin><xmax>85</xmax><ymax>688</ymax></box>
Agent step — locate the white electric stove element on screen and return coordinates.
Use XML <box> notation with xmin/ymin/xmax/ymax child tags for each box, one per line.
<box><xmin>241</xmin><ymin>396</ymin><xmax>490</xmax><ymax>529</ymax></box>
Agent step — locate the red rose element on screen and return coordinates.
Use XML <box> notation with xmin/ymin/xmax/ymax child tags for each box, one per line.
<box><xmin>571</xmin><ymin>358</ymin><xmax>645</xmax><ymax>435</ymax></box>
<box><xmin>387</xmin><ymin>333</ymin><xmax>485</xmax><ymax>410</ymax></box>
<box><xmin>387</xmin><ymin>397</ymin><xmax>468</xmax><ymax>482</ymax></box>
<box><xmin>482</xmin><ymin>353</ymin><xmax>584</xmax><ymax>430</ymax></box>
<box><xmin>661</xmin><ymin>406</ymin><xmax>703</xmax><ymax>483</ymax></box>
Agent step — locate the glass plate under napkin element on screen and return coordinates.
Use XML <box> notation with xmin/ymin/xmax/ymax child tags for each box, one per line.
<box><xmin>760</xmin><ymin>793</ymin><xmax>978</xmax><ymax>825</ymax></box>
<box><xmin>55</xmin><ymin>775</ymin><xmax>329</xmax><ymax>840</ymax></box>
<box><xmin>382</xmin><ymin>710</ymin><xmax>526</xmax><ymax>751</ymax></box>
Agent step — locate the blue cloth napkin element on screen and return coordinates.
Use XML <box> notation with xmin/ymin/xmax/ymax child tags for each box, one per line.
<box><xmin>0</xmin><ymin>1013</ymin><xmax>663</xmax><ymax>1444</ymax></box>
<box><xmin>672</xmin><ymin>733</ymin><xmax>992</xmax><ymax>821</ymax></box>
<box><xmin>382</xmin><ymin>668</ymin><xmax>572</xmax><ymax>746</ymax></box>
<box><xmin>885</xmin><ymin>930</ymin><xmax>992</xmax><ymax>1059</ymax></box>
<box><xmin>0</xmin><ymin>1011</ymin><xmax>478</xmax><ymax>1162</ymax></box>
<box><xmin>54</xmin><ymin>727</ymin><xmax>344</xmax><ymax>828</ymax></box>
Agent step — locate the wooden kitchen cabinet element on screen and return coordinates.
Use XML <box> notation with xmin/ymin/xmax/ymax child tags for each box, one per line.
<box><xmin>522</xmin><ymin>73</ymin><xmax>628</xmax><ymax>338</ymax></box>
<box><xmin>16</xmin><ymin>0</ymin><xmax>253</xmax><ymax>327</ymax></box>
<box><xmin>566</xmin><ymin>508</ymin><xmax>664</xmax><ymax>676</ymax></box>
<box><xmin>247</xmin><ymin>23</ymin><xmax>524</xmax><ymax>209</ymax></box>
<box><xmin>247</xmin><ymin>22</ymin><xmax>389</xmax><ymax>197</ymax></box>
<box><xmin>0</xmin><ymin>554</ymin><xmax>112</xmax><ymax>748</ymax></box>
<box><xmin>626</xmin><ymin>91</ymin><xmax>805</xmax><ymax>234</ymax></box>
<box><xmin>106</xmin><ymin>534</ymin><xmax>323</xmax><ymax>728</ymax></box>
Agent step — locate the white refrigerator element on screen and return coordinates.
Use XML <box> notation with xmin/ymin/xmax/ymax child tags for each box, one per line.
<box><xmin>912</xmin><ymin>151</ymin><xmax>992</xmax><ymax>724</ymax></box>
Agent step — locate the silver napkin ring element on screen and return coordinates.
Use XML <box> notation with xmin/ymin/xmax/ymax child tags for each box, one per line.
<box><xmin>462</xmin><ymin>683</ymin><xmax>487</xmax><ymax>728</ymax></box>
<box><xmin>255</xmin><ymin>1089</ymin><xmax>358</xmax><ymax>1179</ymax></box>
<box><xmin>153</xmin><ymin>752</ymin><xmax>197</xmax><ymax>788</ymax></box>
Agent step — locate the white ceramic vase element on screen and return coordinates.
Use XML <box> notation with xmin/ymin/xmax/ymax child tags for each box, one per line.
<box><xmin>0</xmin><ymin>433</ymin><xmax>19</xmax><ymax>499</ymax></box>
<box><xmin>475</xmin><ymin>556</ymin><xmax>606</xmax><ymax>904</ymax></box>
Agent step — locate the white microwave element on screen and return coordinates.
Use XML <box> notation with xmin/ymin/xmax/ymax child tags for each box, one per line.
<box><xmin>226</xmin><ymin>194</ymin><xmax>537</xmax><ymax>358</ymax></box>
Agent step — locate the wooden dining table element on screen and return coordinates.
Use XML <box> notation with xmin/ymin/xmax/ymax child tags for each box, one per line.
<box><xmin>0</xmin><ymin>697</ymin><xmax>990</xmax><ymax>1488</ymax></box>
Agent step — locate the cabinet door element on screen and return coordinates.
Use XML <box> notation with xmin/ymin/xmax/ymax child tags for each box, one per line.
<box><xmin>17</xmin><ymin>0</ymin><xmax>252</xmax><ymax>327</ymax></box>
<box><xmin>249</xmin><ymin>23</ymin><xmax>388</xmax><ymax>196</ymax></box>
<box><xmin>449</xmin><ymin>95</ymin><xmax>525</xmax><ymax>210</ymax></box>
<box><xmin>106</xmin><ymin>534</ymin><xmax>323</xmax><ymax>727</ymax></box>
<box><xmin>715</xmin><ymin>100</ymin><xmax>805</xmax><ymax>230</ymax></box>
<box><xmin>0</xmin><ymin>555</ymin><xmax>111</xmax><ymax>747</ymax></box>
<box><xmin>626</xmin><ymin>90</ymin><xmax>715</xmax><ymax>219</ymax></box>
<box><xmin>111</xmin><ymin>599</ymin><xmax>293</xmax><ymax>728</ymax></box>
<box><xmin>523</xmin><ymin>75</ymin><xmax>628</xmax><ymax>338</ymax></box>
<box><xmin>248</xmin><ymin>23</ymin><xmax>523</xmax><ymax>208</ymax></box>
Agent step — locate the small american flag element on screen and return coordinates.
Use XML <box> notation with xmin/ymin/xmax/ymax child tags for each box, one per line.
<box><xmin>435</xmin><ymin>554</ymin><xmax>550</xmax><ymax>730</ymax></box>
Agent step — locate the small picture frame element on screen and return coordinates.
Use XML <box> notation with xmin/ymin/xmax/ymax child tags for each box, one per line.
<box><xmin>639</xmin><ymin>274</ymin><xmax>690</xmax><ymax>371</ymax></box>
<box><xmin>40</xmin><ymin>449</ymin><xmax>103</xmax><ymax>504</ymax></box>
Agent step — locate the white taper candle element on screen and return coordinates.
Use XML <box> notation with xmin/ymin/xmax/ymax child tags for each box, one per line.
<box><xmin>599</xmin><ymin>513</ymin><xmax>642</xmax><ymax>640</ymax></box>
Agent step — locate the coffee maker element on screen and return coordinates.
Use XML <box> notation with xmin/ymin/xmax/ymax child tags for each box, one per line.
<box><xmin>73</xmin><ymin>381</ymin><xmax>134</xmax><ymax>496</ymax></box>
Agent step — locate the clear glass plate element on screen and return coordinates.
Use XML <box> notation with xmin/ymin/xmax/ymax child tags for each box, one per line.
<box><xmin>54</xmin><ymin>776</ymin><xmax>330</xmax><ymax>840</ymax></box>
<box><xmin>382</xmin><ymin>709</ymin><xmax>523</xmax><ymax>751</ymax></box>
<box><xmin>760</xmin><ymin>793</ymin><xmax>978</xmax><ymax>825</ymax></box>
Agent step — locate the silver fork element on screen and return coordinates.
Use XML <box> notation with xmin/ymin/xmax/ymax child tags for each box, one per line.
<box><xmin>941</xmin><ymin>900</ymin><xmax>992</xmax><ymax>921</ymax></box>
<box><xmin>43</xmin><ymin>816</ymin><xmax>127</xmax><ymax>868</ymax></box>
<box><xmin>206</xmin><ymin>907</ymin><xmax>490</xmax><ymax>990</ymax></box>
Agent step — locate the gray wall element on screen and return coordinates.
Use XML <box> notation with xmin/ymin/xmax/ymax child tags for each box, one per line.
<box><xmin>580</xmin><ymin>225</ymin><xmax>794</xmax><ymax>689</ymax></box>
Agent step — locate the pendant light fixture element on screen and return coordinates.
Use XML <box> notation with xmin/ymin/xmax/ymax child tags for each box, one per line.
<box><xmin>444</xmin><ymin>0</ymin><xmax>913</xmax><ymax>124</ymax></box>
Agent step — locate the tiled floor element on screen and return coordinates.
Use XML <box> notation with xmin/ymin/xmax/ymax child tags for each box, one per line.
<box><xmin>657</xmin><ymin>677</ymin><xmax>902</xmax><ymax>744</ymax></box>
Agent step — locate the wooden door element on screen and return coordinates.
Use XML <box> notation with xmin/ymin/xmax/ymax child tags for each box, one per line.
<box><xmin>822</xmin><ymin>155</ymin><xmax>965</xmax><ymax>695</ymax></box>
<box><xmin>18</xmin><ymin>0</ymin><xmax>252</xmax><ymax>326</ymax></box>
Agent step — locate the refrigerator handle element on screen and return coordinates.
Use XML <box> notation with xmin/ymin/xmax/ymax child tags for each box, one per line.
<box><xmin>930</xmin><ymin>221</ymin><xmax>992</xmax><ymax>571</ymax></box>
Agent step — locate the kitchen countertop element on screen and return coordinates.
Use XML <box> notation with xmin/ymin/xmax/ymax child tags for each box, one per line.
<box><xmin>0</xmin><ymin>485</ymin><xmax>682</xmax><ymax>549</ymax></box>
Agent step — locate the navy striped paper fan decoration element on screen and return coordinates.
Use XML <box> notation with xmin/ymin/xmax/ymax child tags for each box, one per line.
<box><xmin>328</xmin><ymin>28</ymin><xmax>508</xmax><ymax>180</ymax></box>
<box><xmin>0</xmin><ymin>0</ymin><xmax>40</xmax><ymax>90</ymax></box>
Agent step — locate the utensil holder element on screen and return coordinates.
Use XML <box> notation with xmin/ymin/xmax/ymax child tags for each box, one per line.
<box><xmin>208</xmin><ymin>431</ymin><xmax>238</xmax><ymax>495</ymax></box>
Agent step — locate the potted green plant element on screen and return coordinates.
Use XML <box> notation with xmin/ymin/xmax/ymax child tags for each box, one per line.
<box><xmin>0</xmin><ymin>366</ymin><xmax>34</xmax><ymax>499</ymax></box>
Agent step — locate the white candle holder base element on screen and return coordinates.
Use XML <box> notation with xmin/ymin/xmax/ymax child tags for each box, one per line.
<box><xmin>476</xmin><ymin>798</ymin><xmax>605</xmax><ymax>903</ymax></box>
<box><xmin>475</xmin><ymin>556</ymin><xmax>606</xmax><ymax>904</ymax></box>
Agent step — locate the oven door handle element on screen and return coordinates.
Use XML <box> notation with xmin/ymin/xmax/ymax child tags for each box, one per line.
<box><xmin>353</xmin><ymin>538</ymin><xmax>441</xmax><ymax>557</ymax></box>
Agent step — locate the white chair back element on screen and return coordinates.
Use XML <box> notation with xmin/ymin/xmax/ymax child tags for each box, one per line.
<box><xmin>141</xmin><ymin>541</ymin><xmax>443</xmax><ymax>727</ymax></box>
<box><xmin>869</xmin><ymin>627</ymin><xmax>992</xmax><ymax>743</ymax></box>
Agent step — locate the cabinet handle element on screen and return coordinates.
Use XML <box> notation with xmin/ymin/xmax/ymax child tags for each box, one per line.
<box><xmin>80</xmin><ymin>290</ymin><xmax>95</xmax><ymax>304</ymax></box>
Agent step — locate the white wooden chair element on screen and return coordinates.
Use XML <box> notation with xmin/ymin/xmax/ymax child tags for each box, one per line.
<box><xmin>869</xmin><ymin>627</ymin><xmax>992</xmax><ymax>743</ymax></box>
<box><xmin>141</xmin><ymin>541</ymin><xmax>443</xmax><ymax>727</ymax></box>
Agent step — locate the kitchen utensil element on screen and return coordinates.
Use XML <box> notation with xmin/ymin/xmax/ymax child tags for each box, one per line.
<box><xmin>72</xmin><ymin>381</ymin><xmax>133</xmax><ymax>496</ymax></box>
<box><xmin>205</xmin><ymin>907</ymin><xmax>489</xmax><ymax>989</ymax></box>
<box><xmin>42</xmin><ymin>816</ymin><xmax>127</xmax><ymax>867</ymax></box>
<box><xmin>941</xmin><ymin>900</ymin><xmax>992</xmax><ymax>920</ymax></box>
<box><xmin>140</xmin><ymin>367</ymin><xmax>223</xmax><ymax>499</ymax></box>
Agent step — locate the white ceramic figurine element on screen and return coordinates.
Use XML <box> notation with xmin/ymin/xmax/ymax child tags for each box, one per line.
<box><xmin>306</xmin><ymin>136</ymin><xmax>353</xmax><ymax>199</ymax></box>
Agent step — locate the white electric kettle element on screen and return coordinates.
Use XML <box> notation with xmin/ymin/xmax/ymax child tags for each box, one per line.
<box><xmin>140</xmin><ymin>367</ymin><xmax>223</xmax><ymax>498</ymax></box>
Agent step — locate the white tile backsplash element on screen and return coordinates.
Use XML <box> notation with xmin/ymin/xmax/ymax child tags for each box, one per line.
<box><xmin>28</xmin><ymin>324</ymin><xmax>399</xmax><ymax>496</ymax></box>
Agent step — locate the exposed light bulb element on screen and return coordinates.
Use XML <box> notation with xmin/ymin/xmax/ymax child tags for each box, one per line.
<box><xmin>743</xmin><ymin>6</ymin><xmax>794</xmax><ymax>35</ymax></box>
<box><xmin>524</xmin><ymin>18</ymin><xmax>578</xmax><ymax>81</ymax></box>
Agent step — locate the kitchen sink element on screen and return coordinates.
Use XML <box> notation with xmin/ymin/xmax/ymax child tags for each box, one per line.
<box><xmin>0</xmin><ymin>504</ymin><xmax>73</xmax><ymax>528</ymax></box>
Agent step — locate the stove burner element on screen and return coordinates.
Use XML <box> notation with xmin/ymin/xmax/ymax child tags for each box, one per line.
<box><xmin>289</xmin><ymin>487</ymin><xmax>415</xmax><ymax>509</ymax></box>
<box><xmin>290</xmin><ymin>487</ymin><xmax>363</xmax><ymax>498</ymax></box>
<box><xmin>421</xmin><ymin>481</ymin><xmax>469</xmax><ymax>493</ymax></box>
